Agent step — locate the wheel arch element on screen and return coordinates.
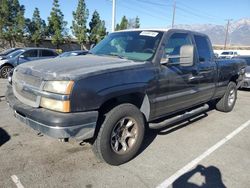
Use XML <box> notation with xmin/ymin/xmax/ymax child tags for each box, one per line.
<box><xmin>0</xmin><ymin>63</ymin><xmax>14</xmax><ymax>69</ymax></box>
<box><xmin>99</xmin><ymin>92</ymin><xmax>151</xmax><ymax>121</ymax></box>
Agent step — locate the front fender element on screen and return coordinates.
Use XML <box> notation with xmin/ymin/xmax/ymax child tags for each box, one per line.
<box><xmin>97</xmin><ymin>82</ymin><xmax>147</xmax><ymax>100</ymax></box>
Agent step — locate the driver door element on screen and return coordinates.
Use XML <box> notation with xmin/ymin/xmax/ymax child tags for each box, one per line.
<box><xmin>154</xmin><ymin>32</ymin><xmax>200</xmax><ymax>117</ymax></box>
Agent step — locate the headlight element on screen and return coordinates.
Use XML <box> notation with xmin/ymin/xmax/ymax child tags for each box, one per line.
<box><xmin>245</xmin><ymin>72</ymin><xmax>250</xmax><ymax>78</ymax></box>
<box><xmin>43</xmin><ymin>81</ymin><xmax>74</xmax><ymax>94</ymax></box>
<box><xmin>40</xmin><ymin>97</ymin><xmax>70</xmax><ymax>112</ymax></box>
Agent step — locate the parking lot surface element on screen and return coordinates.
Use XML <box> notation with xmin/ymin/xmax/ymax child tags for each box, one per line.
<box><xmin>0</xmin><ymin>78</ymin><xmax>250</xmax><ymax>188</ymax></box>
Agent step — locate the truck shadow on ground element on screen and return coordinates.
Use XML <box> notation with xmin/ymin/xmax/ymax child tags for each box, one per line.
<box><xmin>240</xmin><ymin>88</ymin><xmax>250</xmax><ymax>92</ymax></box>
<box><xmin>138</xmin><ymin>109</ymin><xmax>210</xmax><ymax>156</ymax></box>
<box><xmin>172</xmin><ymin>164</ymin><xmax>226</xmax><ymax>188</ymax></box>
<box><xmin>0</xmin><ymin>127</ymin><xmax>10</xmax><ymax>147</ymax></box>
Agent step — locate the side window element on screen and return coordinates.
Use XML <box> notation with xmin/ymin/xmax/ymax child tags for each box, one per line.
<box><xmin>41</xmin><ymin>50</ymin><xmax>56</xmax><ymax>57</ymax></box>
<box><xmin>22</xmin><ymin>50</ymin><xmax>38</xmax><ymax>58</ymax></box>
<box><xmin>194</xmin><ymin>35</ymin><xmax>212</xmax><ymax>62</ymax></box>
<box><xmin>161</xmin><ymin>33</ymin><xmax>192</xmax><ymax>63</ymax></box>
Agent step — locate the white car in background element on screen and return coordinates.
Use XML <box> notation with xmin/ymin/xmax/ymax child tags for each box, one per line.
<box><xmin>219</xmin><ymin>51</ymin><xmax>238</xmax><ymax>59</ymax></box>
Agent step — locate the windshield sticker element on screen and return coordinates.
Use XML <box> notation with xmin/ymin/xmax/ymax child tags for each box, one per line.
<box><xmin>140</xmin><ymin>31</ymin><xmax>159</xmax><ymax>37</ymax></box>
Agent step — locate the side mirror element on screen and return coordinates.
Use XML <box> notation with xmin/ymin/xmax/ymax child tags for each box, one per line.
<box><xmin>19</xmin><ymin>55</ymin><xmax>24</xmax><ymax>59</ymax></box>
<box><xmin>179</xmin><ymin>45</ymin><xmax>194</xmax><ymax>66</ymax></box>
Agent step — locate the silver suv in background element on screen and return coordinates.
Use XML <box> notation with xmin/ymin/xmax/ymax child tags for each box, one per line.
<box><xmin>0</xmin><ymin>48</ymin><xmax>58</xmax><ymax>78</ymax></box>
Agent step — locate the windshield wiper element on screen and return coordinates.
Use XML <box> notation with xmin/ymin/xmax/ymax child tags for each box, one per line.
<box><xmin>106</xmin><ymin>53</ymin><xmax>127</xmax><ymax>59</ymax></box>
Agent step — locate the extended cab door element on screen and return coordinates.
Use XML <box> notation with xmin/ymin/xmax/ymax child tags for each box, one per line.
<box><xmin>154</xmin><ymin>31</ymin><xmax>200</xmax><ymax>117</ymax></box>
<box><xmin>193</xmin><ymin>34</ymin><xmax>217</xmax><ymax>103</ymax></box>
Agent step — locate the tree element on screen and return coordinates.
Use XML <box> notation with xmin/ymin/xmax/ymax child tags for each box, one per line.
<box><xmin>0</xmin><ymin>0</ymin><xmax>26</xmax><ymax>47</ymax></box>
<box><xmin>115</xmin><ymin>16</ymin><xmax>128</xmax><ymax>31</ymax></box>
<box><xmin>0</xmin><ymin>0</ymin><xmax>9</xmax><ymax>39</ymax></box>
<box><xmin>28</xmin><ymin>8</ymin><xmax>46</xmax><ymax>46</ymax></box>
<box><xmin>128</xmin><ymin>16</ymin><xmax>140</xmax><ymax>29</ymax></box>
<box><xmin>47</xmin><ymin>0</ymin><xmax>67</xmax><ymax>48</ymax></box>
<box><xmin>71</xmin><ymin>0</ymin><xmax>89</xmax><ymax>50</ymax></box>
<box><xmin>115</xmin><ymin>23</ymin><xmax>120</xmax><ymax>31</ymax></box>
<box><xmin>135</xmin><ymin>16</ymin><xmax>140</xmax><ymax>28</ymax></box>
<box><xmin>88</xmin><ymin>10</ymin><xmax>107</xmax><ymax>45</ymax></box>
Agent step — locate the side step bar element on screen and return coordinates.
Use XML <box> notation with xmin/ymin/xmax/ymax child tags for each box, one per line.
<box><xmin>149</xmin><ymin>104</ymin><xmax>209</xmax><ymax>129</ymax></box>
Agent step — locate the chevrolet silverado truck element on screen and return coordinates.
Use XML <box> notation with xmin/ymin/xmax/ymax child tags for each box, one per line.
<box><xmin>6</xmin><ymin>29</ymin><xmax>246</xmax><ymax>165</ymax></box>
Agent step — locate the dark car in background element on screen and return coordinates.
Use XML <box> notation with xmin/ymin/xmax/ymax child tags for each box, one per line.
<box><xmin>0</xmin><ymin>48</ymin><xmax>58</xmax><ymax>78</ymax></box>
<box><xmin>0</xmin><ymin>48</ymin><xmax>21</xmax><ymax>60</ymax></box>
<box><xmin>57</xmin><ymin>50</ymin><xmax>89</xmax><ymax>58</ymax></box>
<box><xmin>234</xmin><ymin>55</ymin><xmax>250</xmax><ymax>88</ymax></box>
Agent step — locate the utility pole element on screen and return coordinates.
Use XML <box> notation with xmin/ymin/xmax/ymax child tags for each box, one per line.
<box><xmin>171</xmin><ymin>0</ymin><xmax>176</xmax><ymax>28</ymax></box>
<box><xmin>112</xmin><ymin>0</ymin><xmax>116</xmax><ymax>32</ymax></box>
<box><xmin>224</xmin><ymin>19</ymin><xmax>233</xmax><ymax>50</ymax></box>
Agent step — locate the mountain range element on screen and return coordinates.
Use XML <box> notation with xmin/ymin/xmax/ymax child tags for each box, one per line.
<box><xmin>169</xmin><ymin>18</ymin><xmax>250</xmax><ymax>46</ymax></box>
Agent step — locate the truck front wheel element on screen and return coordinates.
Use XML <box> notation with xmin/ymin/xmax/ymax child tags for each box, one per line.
<box><xmin>92</xmin><ymin>103</ymin><xmax>145</xmax><ymax>165</ymax></box>
<box><xmin>216</xmin><ymin>81</ymin><xmax>237</xmax><ymax>112</ymax></box>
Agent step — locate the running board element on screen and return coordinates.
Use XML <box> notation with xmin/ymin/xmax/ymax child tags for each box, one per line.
<box><xmin>149</xmin><ymin>104</ymin><xmax>209</xmax><ymax>129</ymax></box>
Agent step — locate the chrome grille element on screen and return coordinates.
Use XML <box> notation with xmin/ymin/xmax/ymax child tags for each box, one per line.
<box><xmin>14</xmin><ymin>70</ymin><xmax>42</xmax><ymax>88</ymax></box>
<box><xmin>12</xmin><ymin>69</ymin><xmax>43</xmax><ymax>107</ymax></box>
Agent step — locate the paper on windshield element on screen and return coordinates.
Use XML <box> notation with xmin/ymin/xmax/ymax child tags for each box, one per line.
<box><xmin>140</xmin><ymin>31</ymin><xmax>159</xmax><ymax>37</ymax></box>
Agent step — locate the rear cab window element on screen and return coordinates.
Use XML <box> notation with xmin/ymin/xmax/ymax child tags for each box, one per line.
<box><xmin>194</xmin><ymin>35</ymin><xmax>213</xmax><ymax>62</ymax></box>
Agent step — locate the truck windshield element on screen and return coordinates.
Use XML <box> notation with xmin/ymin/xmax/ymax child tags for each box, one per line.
<box><xmin>90</xmin><ymin>31</ymin><xmax>163</xmax><ymax>62</ymax></box>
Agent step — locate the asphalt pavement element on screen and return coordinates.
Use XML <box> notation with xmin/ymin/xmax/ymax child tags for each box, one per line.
<box><xmin>0</xmin><ymin>79</ymin><xmax>250</xmax><ymax>188</ymax></box>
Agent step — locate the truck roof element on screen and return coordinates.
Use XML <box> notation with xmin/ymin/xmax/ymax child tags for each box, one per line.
<box><xmin>114</xmin><ymin>28</ymin><xmax>209</xmax><ymax>37</ymax></box>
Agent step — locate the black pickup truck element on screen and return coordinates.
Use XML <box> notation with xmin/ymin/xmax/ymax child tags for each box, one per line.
<box><xmin>6</xmin><ymin>29</ymin><xmax>246</xmax><ymax>165</ymax></box>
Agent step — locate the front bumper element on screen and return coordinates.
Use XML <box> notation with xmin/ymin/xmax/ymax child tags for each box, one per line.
<box><xmin>241</xmin><ymin>77</ymin><xmax>250</xmax><ymax>88</ymax></box>
<box><xmin>6</xmin><ymin>86</ymin><xmax>98</xmax><ymax>141</ymax></box>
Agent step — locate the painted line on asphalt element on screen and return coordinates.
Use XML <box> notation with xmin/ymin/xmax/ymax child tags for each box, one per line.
<box><xmin>156</xmin><ymin>119</ymin><xmax>250</xmax><ymax>188</ymax></box>
<box><xmin>11</xmin><ymin>175</ymin><xmax>24</xmax><ymax>188</ymax></box>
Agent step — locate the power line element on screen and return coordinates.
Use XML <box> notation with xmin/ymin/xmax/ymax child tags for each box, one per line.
<box><xmin>131</xmin><ymin>0</ymin><xmax>172</xmax><ymax>16</ymax></box>
<box><xmin>135</xmin><ymin>0</ymin><xmax>172</xmax><ymax>7</ymax></box>
<box><xmin>177</xmin><ymin>1</ymin><xmax>224</xmax><ymax>20</ymax></box>
<box><xmin>118</xmin><ymin>0</ymin><xmax>172</xmax><ymax>22</ymax></box>
<box><xmin>176</xmin><ymin>6</ymin><xmax>212</xmax><ymax>21</ymax></box>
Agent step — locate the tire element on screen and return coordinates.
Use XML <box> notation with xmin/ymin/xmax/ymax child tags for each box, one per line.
<box><xmin>216</xmin><ymin>81</ymin><xmax>237</xmax><ymax>112</ymax></box>
<box><xmin>92</xmin><ymin>103</ymin><xmax>145</xmax><ymax>165</ymax></box>
<box><xmin>0</xmin><ymin>65</ymin><xmax>13</xmax><ymax>79</ymax></box>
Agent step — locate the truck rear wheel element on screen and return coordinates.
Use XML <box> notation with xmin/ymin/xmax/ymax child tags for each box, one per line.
<box><xmin>92</xmin><ymin>103</ymin><xmax>145</xmax><ymax>165</ymax></box>
<box><xmin>216</xmin><ymin>82</ymin><xmax>237</xmax><ymax>112</ymax></box>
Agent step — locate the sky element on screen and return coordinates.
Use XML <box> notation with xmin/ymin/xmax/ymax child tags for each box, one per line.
<box><xmin>19</xmin><ymin>0</ymin><xmax>250</xmax><ymax>32</ymax></box>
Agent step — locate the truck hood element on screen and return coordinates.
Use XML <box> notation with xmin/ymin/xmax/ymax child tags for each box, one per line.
<box><xmin>16</xmin><ymin>54</ymin><xmax>147</xmax><ymax>80</ymax></box>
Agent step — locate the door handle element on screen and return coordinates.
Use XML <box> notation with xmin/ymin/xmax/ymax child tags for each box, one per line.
<box><xmin>188</xmin><ymin>75</ymin><xmax>204</xmax><ymax>81</ymax></box>
<box><xmin>200</xmin><ymin>69</ymin><xmax>213</xmax><ymax>74</ymax></box>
